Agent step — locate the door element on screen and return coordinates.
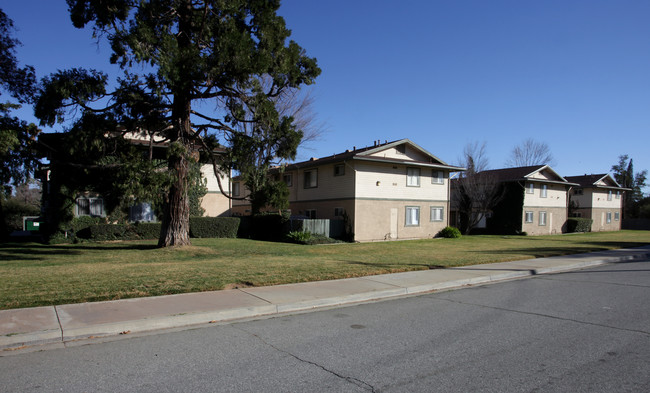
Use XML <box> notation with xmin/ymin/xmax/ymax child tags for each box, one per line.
<box><xmin>390</xmin><ymin>208</ymin><xmax>398</xmax><ymax>240</ymax></box>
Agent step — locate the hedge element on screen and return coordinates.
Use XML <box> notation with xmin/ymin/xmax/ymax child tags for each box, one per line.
<box><xmin>88</xmin><ymin>224</ymin><xmax>128</xmax><ymax>241</ymax></box>
<box><xmin>131</xmin><ymin>222</ymin><xmax>162</xmax><ymax>239</ymax></box>
<box><xmin>566</xmin><ymin>217</ymin><xmax>593</xmax><ymax>233</ymax></box>
<box><xmin>189</xmin><ymin>217</ymin><xmax>240</xmax><ymax>238</ymax></box>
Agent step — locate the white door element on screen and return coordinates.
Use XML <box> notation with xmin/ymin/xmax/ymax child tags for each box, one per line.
<box><xmin>390</xmin><ymin>208</ymin><xmax>398</xmax><ymax>240</ymax></box>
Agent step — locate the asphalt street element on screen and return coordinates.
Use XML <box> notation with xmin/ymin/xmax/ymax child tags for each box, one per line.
<box><xmin>1</xmin><ymin>259</ymin><xmax>648</xmax><ymax>392</ymax></box>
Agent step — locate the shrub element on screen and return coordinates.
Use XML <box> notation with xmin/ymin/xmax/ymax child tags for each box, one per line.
<box><xmin>437</xmin><ymin>226</ymin><xmax>462</xmax><ymax>238</ymax></box>
<box><xmin>189</xmin><ymin>217</ymin><xmax>240</xmax><ymax>238</ymax></box>
<box><xmin>88</xmin><ymin>224</ymin><xmax>127</xmax><ymax>241</ymax></box>
<box><xmin>286</xmin><ymin>231</ymin><xmax>312</xmax><ymax>244</ymax></box>
<box><xmin>131</xmin><ymin>222</ymin><xmax>161</xmax><ymax>239</ymax></box>
<box><xmin>249</xmin><ymin>213</ymin><xmax>290</xmax><ymax>241</ymax></box>
<box><xmin>567</xmin><ymin>218</ymin><xmax>593</xmax><ymax>233</ymax></box>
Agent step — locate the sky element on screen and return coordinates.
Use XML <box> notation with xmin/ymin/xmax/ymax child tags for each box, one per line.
<box><xmin>3</xmin><ymin>0</ymin><xmax>650</xmax><ymax>193</ymax></box>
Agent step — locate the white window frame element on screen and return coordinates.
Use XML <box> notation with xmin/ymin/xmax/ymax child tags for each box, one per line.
<box><xmin>304</xmin><ymin>169</ymin><xmax>318</xmax><ymax>189</ymax></box>
<box><xmin>615</xmin><ymin>212</ymin><xmax>620</xmax><ymax>221</ymax></box>
<box><xmin>431</xmin><ymin>170</ymin><xmax>444</xmax><ymax>184</ymax></box>
<box><xmin>526</xmin><ymin>183</ymin><xmax>534</xmax><ymax>194</ymax></box>
<box><xmin>539</xmin><ymin>211</ymin><xmax>547</xmax><ymax>226</ymax></box>
<box><xmin>525</xmin><ymin>211</ymin><xmax>534</xmax><ymax>223</ymax></box>
<box><xmin>430</xmin><ymin>206</ymin><xmax>444</xmax><ymax>222</ymax></box>
<box><xmin>607</xmin><ymin>190</ymin><xmax>612</xmax><ymax>201</ymax></box>
<box><xmin>334</xmin><ymin>164</ymin><xmax>345</xmax><ymax>177</ymax></box>
<box><xmin>405</xmin><ymin>206</ymin><xmax>420</xmax><ymax>226</ymax></box>
<box><xmin>406</xmin><ymin>167</ymin><xmax>420</xmax><ymax>187</ymax></box>
<box><xmin>606</xmin><ymin>212</ymin><xmax>612</xmax><ymax>223</ymax></box>
<box><xmin>540</xmin><ymin>184</ymin><xmax>548</xmax><ymax>198</ymax></box>
<box><xmin>616</xmin><ymin>191</ymin><xmax>621</xmax><ymax>199</ymax></box>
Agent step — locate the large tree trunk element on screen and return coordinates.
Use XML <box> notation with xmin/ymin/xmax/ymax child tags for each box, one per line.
<box><xmin>158</xmin><ymin>152</ymin><xmax>191</xmax><ymax>247</ymax></box>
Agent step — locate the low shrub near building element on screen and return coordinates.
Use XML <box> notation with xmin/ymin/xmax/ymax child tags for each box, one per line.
<box><xmin>437</xmin><ymin>226</ymin><xmax>462</xmax><ymax>238</ymax></box>
<box><xmin>567</xmin><ymin>218</ymin><xmax>593</xmax><ymax>233</ymax></box>
<box><xmin>88</xmin><ymin>224</ymin><xmax>128</xmax><ymax>241</ymax></box>
<box><xmin>189</xmin><ymin>217</ymin><xmax>240</xmax><ymax>238</ymax></box>
<box><xmin>131</xmin><ymin>222</ymin><xmax>162</xmax><ymax>239</ymax></box>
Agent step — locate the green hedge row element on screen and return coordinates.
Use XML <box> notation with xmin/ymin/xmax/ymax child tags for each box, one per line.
<box><xmin>189</xmin><ymin>217</ymin><xmax>240</xmax><ymax>238</ymax></box>
<box><xmin>566</xmin><ymin>218</ymin><xmax>593</xmax><ymax>233</ymax></box>
<box><xmin>69</xmin><ymin>217</ymin><xmax>240</xmax><ymax>242</ymax></box>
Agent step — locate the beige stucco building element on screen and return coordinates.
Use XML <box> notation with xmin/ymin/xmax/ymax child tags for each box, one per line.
<box><xmin>564</xmin><ymin>174</ymin><xmax>628</xmax><ymax>232</ymax></box>
<box><xmin>232</xmin><ymin>139</ymin><xmax>465</xmax><ymax>241</ymax></box>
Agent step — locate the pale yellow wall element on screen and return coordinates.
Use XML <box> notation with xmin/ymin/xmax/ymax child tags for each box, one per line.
<box><xmin>523</xmin><ymin>182</ymin><xmax>567</xmax><ymax>208</ymax></box>
<box><xmin>366</xmin><ymin>145</ymin><xmax>431</xmax><ymax>162</ymax></box>
<box><xmin>287</xmin><ymin>162</ymin><xmax>356</xmax><ymax>202</ymax></box>
<box><xmin>355</xmin><ymin>162</ymin><xmax>449</xmax><ymax>201</ymax></box>
<box><xmin>591</xmin><ymin>189</ymin><xmax>624</xmax><ymax>209</ymax></box>
<box><xmin>591</xmin><ymin>208</ymin><xmax>623</xmax><ymax>232</ymax></box>
<box><xmin>200</xmin><ymin>192</ymin><xmax>231</xmax><ymax>217</ymax></box>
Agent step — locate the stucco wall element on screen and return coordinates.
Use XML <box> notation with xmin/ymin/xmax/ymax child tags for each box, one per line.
<box><xmin>521</xmin><ymin>207</ymin><xmax>567</xmax><ymax>235</ymax></box>
<box><xmin>590</xmin><ymin>207</ymin><xmax>622</xmax><ymax>231</ymax></box>
<box><xmin>200</xmin><ymin>192</ymin><xmax>231</xmax><ymax>217</ymax></box>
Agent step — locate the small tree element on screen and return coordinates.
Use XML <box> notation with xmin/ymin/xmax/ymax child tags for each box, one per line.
<box><xmin>453</xmin><ymin>142</ymin><xmax>504</xmax><ymax>234</ymax></box>
<box><xmin>505</xmin><ymin>138</ymin><xmax>555</xmax><ymax>167</ymax></box>
<box><xmin>611</xmin><ymin>155</ymin><xmax>647</xmax><ymax>218</ymax></box>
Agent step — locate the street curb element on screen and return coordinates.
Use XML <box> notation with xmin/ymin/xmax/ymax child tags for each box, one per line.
<box><xmin>2</xmin><ymin>248</ymin><xmax>649</xmax><ymax>353</ymax></box>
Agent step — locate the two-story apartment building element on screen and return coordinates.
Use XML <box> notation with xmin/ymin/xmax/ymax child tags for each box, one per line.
<box><xmin>232</xmin><ymin>139</ymin><xmax>465</xmax><ymax>242</ymax></box>
<box><xmin>564</xmin><ymin>174</ymin><xmax>628</xmax><ymax>232</ymax></box>
<box><xmin>479</xmin><ymin>165</ymin><xmax>577</xmax><ymax>235</ymax></box>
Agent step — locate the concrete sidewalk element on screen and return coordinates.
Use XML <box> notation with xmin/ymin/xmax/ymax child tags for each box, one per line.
<box><xmin>2</xmin><ymin>246</ymin><xmax>649</xmax><ymax>353</ymax></box>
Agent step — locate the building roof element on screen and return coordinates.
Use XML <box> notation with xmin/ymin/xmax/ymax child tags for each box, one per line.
<box><xmin>279</xmin><ymin>139</ymin><xmax>466</xmax><ymax>172</ymax></box>
<box><xmin>564</xmin><ymin>174</ymin><xmax>630</xmax><ymax>190</ymax></box>
<box><xmin>475</xmin><ymin>165</ymin><xmax>578</xmax><ymax>186</ymax></box>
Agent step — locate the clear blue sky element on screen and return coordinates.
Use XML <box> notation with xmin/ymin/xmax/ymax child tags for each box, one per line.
<box><xmin>4</xmin><ymin>1</ymin><xmax>650</xmax><ymax>193</ymax></box>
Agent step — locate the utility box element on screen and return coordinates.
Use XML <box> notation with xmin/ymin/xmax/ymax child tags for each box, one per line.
<box><xmin>23</xmin><ymin>217</ymin><xmax>41</xmax><ymax>231</ymax></box>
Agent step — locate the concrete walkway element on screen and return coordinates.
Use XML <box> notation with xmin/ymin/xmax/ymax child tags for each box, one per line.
<box><xmin>2</xmin><ymin>246</ymin><xmax>649</xmax><ymax>353</ymax></box>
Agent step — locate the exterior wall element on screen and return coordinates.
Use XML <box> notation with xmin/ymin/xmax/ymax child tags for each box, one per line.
<box><xmin>354</xmin><ymin>161</ymin><xmax>449</xmax><ymax>201</ymax></box>
<box><xmin>200</xmin><ymin>164</ymin><xmax>231</xmax><ymax>217</ymax></box>
<box><xmin>354</xmin><ymin>199</ymin><xmax>449</xmax><ymax>242</ymax></box>
<box><xmin>523</xmin><ymin>182</ymin><xmax>567</xmax><ymax>208</ymax></box>
<box><xmin>591</xmin><ymin>188</ymin><xmax>623</xmax><ymax>209</ymax></box>
<box><xmin>591</xmin><ymin>207</ymin><xmax>622</xmax><ymax>231</ymax></box>
<box><xmin>288</xmin><ymin>162</ymin><xmax>356</xmax><ymax>202</ymax></box>
<box><xmin>521</xmin><ymin>207</ymin><xmax>567</xmax><ymax>235</ymax></box>
<box><xmin>366</xmin><ymin>145</ymin><xmax>431</xmax><ymax>162</ymax></box>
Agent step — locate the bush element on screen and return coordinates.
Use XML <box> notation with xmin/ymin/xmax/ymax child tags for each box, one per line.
<box><xmin>88</xmin><ymin>224</ymin><xmax>127</xmax><ymax>241</ymax></box>
<box><xmin>131</xmin><ymin>222</ymin><xmax>161</xmax><ymax>239</ymax></box>
<box><xmin>437</xmin><ymin>226</ymin><xmax>462</xmax><ymax>238</ymax></box>
<box><xmin>248</xmin><ymin>213</ymin><xmax>290</xmax><ymax>241</ymax></box>
<box><xmin>189</xmin><ymin>217</ymin><xmax>240</xmax><ymax>238</ymax></box>
<box><xmin>567</xmin><ymin>218</ymin><xmax>593</xmax><ymax>233</ymax></box>
<box><xmin>286</xmin><ymin>231</ymin><xmax>312</xmax><ymax>244</ymax></box>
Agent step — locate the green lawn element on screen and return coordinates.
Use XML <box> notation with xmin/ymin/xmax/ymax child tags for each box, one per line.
<box><xmin>1</xmin><ymin>230</ymin><xmax>649</xmax><ymax>310</ymax></box>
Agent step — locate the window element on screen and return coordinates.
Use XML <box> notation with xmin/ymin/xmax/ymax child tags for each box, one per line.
<box><xmin>304</xmin><ymin>169</ymin><xmax>318</xmax><ymax>189</ymax></box>
<box><xmin>571</xmin><ymin>212</ymin><xmax>582</xmax><ymax>218</ymax></box>
<box><xmin>233</xmin><ymin>182</ymin><xmax>240</xmax><ymax>197</ymax></box>
<box><xmin>527</xmin><ymin>183</ymin><xmax>534</xmax><ymax>194</ymax></box>
<box><xmin>76</xmin><ymin>197</ymin><xmax>104</xmax><ymax>217</ymax></box>
<box><xmin>615</xmin><ymin>212</ymin><xmax>620</xmax><ymax>221</ymax></box>
<box><xmin>525</xmin><ymin>211</ymin><xmax>534</xmax><ymax>223</ymax></box>
<box><xmin>334</xmin><ymin>207</ymin><xmax>345</xmax><ymax>217</ymax></box>
<box><xmin>283</xmin><ymin>173</ymin><xmax>293</xmax><ymax>187</ymax></box>
<box><xmin>407</xmin><ymin>167</ymin><xmax>420</xmax><ymax>187</ymax></box>
<box><xmin>334</xmin><ymin>164</ymin><xmax>345</xmax><ymax>176</ymax></box>
<box><xmin>430</xmin><ymin>207</ymin><xmax>444</xmax><ymax>222</ymax></box>
<box><xmin>607</xmin><ymin>190</ymin><xmax>612</xmax><ymax>201</ymax></box>
<box><xmin>606</xmin><ymin>212</ymin><xmax>612</xmax><ymax>223</ymax></box>
<box><xmin>574</xmin><ymin>188</ymin><xmax>583</xmax><ymax>195</ymax></box>
<box><xmin>616</xmin><ymin>191</ymin><xmax>621</xmax><ymax>199</ymax></box>
<box><xmin>432</xmin><ymin>170</ymin><xmax>444</xmax><ymax>184</ymax></box>
<box><xmin>539</xmin><ymin>211</ymin><xmax>547</xmax><ymax>226</ymax></box>
<box><xmin>405</xmin><ymin>206</ymin><xmax>420</xmax><ymax>226</ymax></box>
<box><xmin>305</xmin><ymin>209</ymin><xmax>316</xmax><ymax>219</ymax></box>
<box><xmin>540</xmin><ymin>184</ymin><xmax>547</xmax><ymax>198</ymax></box>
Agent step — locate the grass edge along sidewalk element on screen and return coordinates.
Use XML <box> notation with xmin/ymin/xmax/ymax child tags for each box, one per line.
<box><xmin>1</xmin><ymin>231</ymin><xmax>650</xmax><ymax>310</ymax></box>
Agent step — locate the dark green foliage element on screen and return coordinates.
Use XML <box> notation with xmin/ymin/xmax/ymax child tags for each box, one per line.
<box><xmin>131</xmin><ymin>222</ymin><xmax>161</xmax><ymax>239</ymax></box>
<box><xmin>488</xmin><ymin>183</ymin><xmax>525</xmax><ymax>235</ymax></box>
<box><xmin>566</xmin><ymin>218</ymin><xmax>593</xmax><ymax>233</ymax></box>
<box><xmin>237</xmin><ymin>213</ymin><xmax>290</xmax><ymax>241</ymax></box>
<box><xmin>437</xmin><ymin>226</ymin><xmax>462</xmax><ymax>238</ymax></box>
<box><xmin>286</xmin><ymin>231</ymin><xmax>311</xmax><ymax>244</ymax></box>
<box><xmin>611</xmin><ymin>155</ymin><xmax>647</xmax><ymax>219</ymax></box>
<box><xmin>189</xmin><ymin>217</ymin><xmax>240</xmax><ymax>238</ymax></box>
<box><xmin>88</xmin><ymin>223</ymin><xmax>127</xmax><ymax>241</ymax></box>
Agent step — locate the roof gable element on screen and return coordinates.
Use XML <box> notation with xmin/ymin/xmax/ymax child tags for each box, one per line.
<box><xmin>359</xmin><ymin>139</ymin><xmax>448</xmax><ymax>166</ymax></box>
<box><xmin>564</xmin><ymin>174</ymin><xmax>624</xmax><ymax>189</ymax></box>
<box><xmin>480</xmin><ymin>165</ymin><xmax>573</xmax><ymax>184</ymax></box>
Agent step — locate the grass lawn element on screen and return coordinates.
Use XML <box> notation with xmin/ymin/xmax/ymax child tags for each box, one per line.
<box><xmin>1</xmin><ymin>230</ymin><xmax>649</xmax><ymax>310</ymax></box>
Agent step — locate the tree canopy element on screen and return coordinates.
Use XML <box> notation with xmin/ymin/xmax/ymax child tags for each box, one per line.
<box><xmin>611</xmin><ymin>155</ymin><xmax>647</xmax><ymax>218</ymax></box>
<box><xmin>505</xmin><ymin>138</ymin><xmax>555</xmax><ymax>168</ymax></box>
<box><xmin>35</xmin><ymin>0</ymin><xmax>320</xmax><ymax>247</ymax></box>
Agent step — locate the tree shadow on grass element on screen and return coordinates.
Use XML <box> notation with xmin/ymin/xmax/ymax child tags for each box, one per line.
<box><xmin>341</xmin><ymin>260</ymin><xmax>448</xmax><ymax>270</ymax></box>
<box><xmin>0</xmin><ymin>242</ymin><xmax>159</xmax><ymax>262</ymax></box>
<box><xmin>469</xmin><ymin>241</ymin><xmax>649</xmax><ymax>259</ymax></box>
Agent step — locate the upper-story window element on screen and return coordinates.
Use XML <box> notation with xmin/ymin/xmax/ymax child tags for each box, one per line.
<box><xmin>607</xmin><ymin>190</ymin><xmax>612</xmax><ymax>201</ymax></box>
<box><xmin>304</xmin><ymin>169</ymin><xmax>318</xmax><ymax>189</ymax></box>
<box><xmin>432</xmin><ymin>170</ymin><xmax>444</xmax><ymax>184</ymax></box>
<box><xmin>283</xmin><ymin>173</ymin><xmax>293</xmax><ymax>187</ymax></box>
<box><xmin>527</xmin><ymin>183</ymin><xmax>534</xmax><ymax>194</ymax></box>
<box><xmin>574</xmin><ymin>188</ymin><xmax>583</xmax><ymax>195</ymax></box>
<box><xmin>407</xmin><ymin>167</ymin><xmax>420</xmax><ymax>187</ymax></box>
<box><xmin>334</xmin><ymin>164</ymin><xmax>345</xmax><ymax>176</ymax></box>
<box><xmin>540</xmin><ymin>184</ymin><xmax>548</xmax><ymax>198</ymax></box>
<box><xmin>616</xmin><ymin>191</ymin><xmax>621</xmax><ymax>199</ymax></box>
<box><xmin>232</xmin><ymin>182</ymin><xmax>241</xmax><ymax>197</ymax></box>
